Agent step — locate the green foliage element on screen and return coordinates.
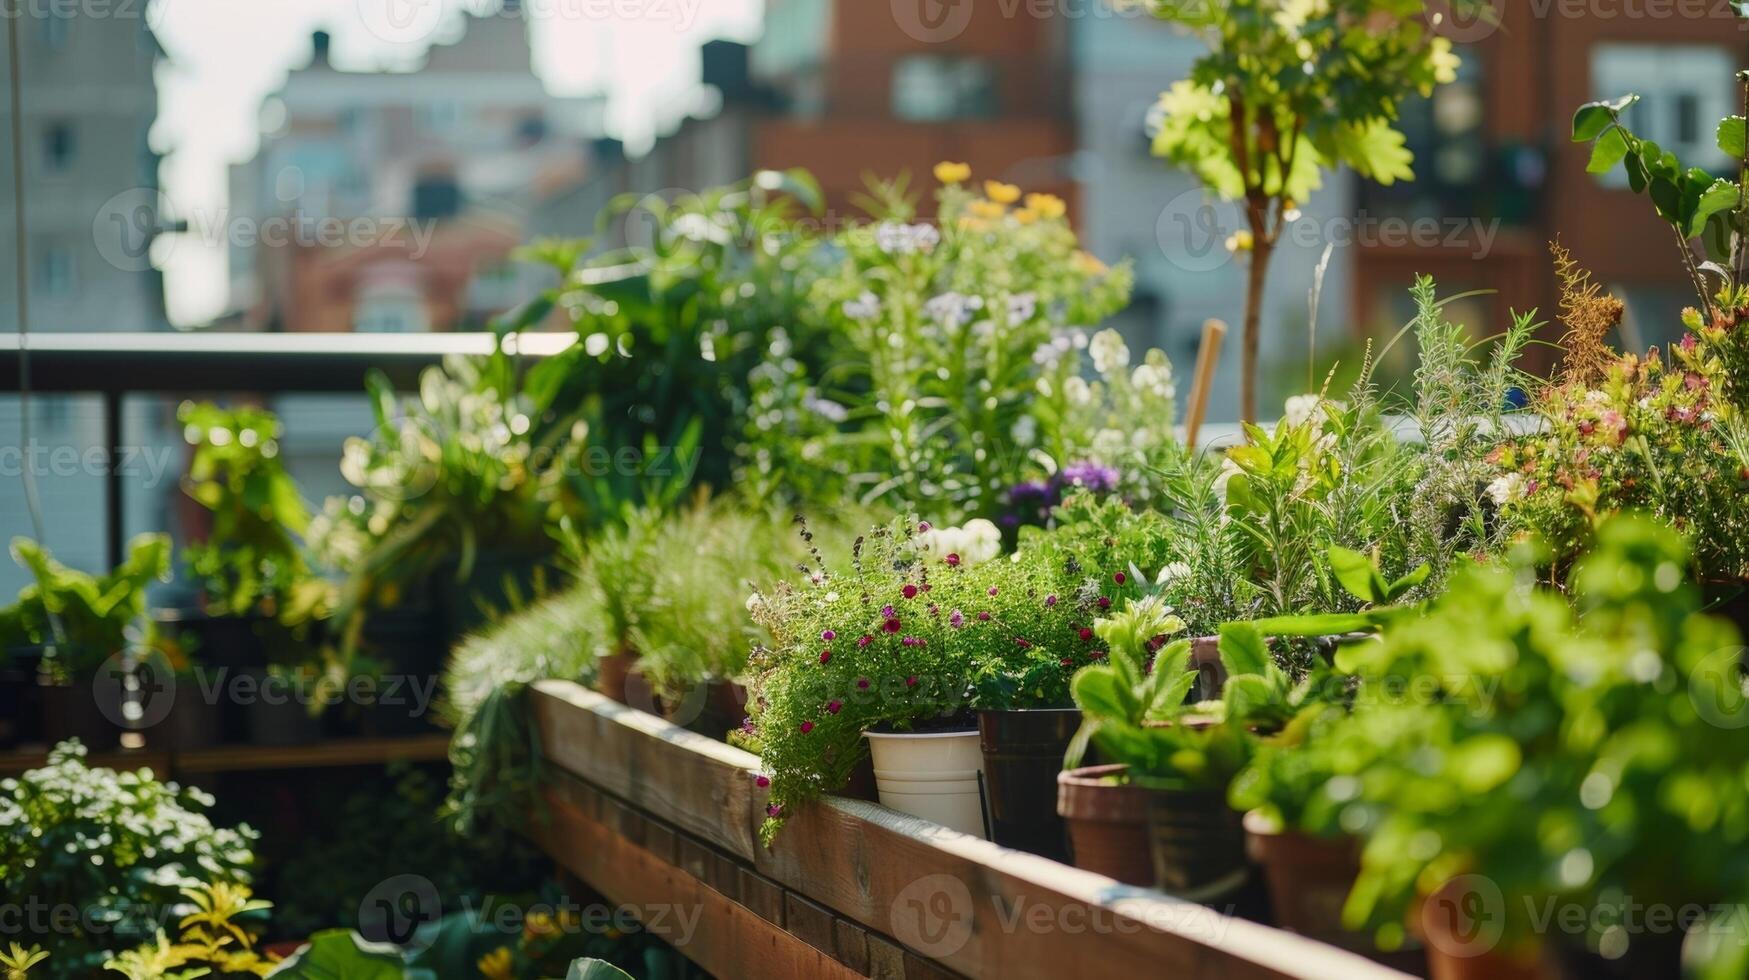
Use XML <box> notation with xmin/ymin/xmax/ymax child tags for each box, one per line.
<box><xmin>0</xmin><ymin>535</ymin><xmax>171</xmax><ymax>679</ymax></box>
<box><xmin>0</xmin><ymin>742</ymin><xmax>259</xmax><ymax>979</ymax></box>
<box><xmin>1572</xmin><ymin>70</ymin><xmax>1748</xmax><ymax>313</ymax></box>
<box><xmin>177</xmin><ymin>402</ymin><xmax>326</xmax><ymax>625</ymax></box>
<box><xmin>742</xmin><ymin>509</ymin><xmax>1158</xmax><ymax>841</ymax></box>
<box><xmin>263</xmin><ymin>931</ymin><xmax>403</xmax><ymax>980</ymax></box>
<box><xmin>104</xmin><ymin>882</ymin><xmax>276</xmax><ymax>979</ymax></box>
<box><xmin>751</xmin><ymin>170</ymin><xmax>1159</xmax><ymax>522</ymax></box>
<box><xmin>1142</xmin><ymin>0</ymin><xmax>1475</xmax><ymax>419</ymax></box>
<box><xmin>1320</xmin><ymin>518</ymin><xmax>1749</xmax><ymax>963</ymax></box>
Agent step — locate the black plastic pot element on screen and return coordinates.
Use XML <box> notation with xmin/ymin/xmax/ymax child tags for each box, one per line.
<box><xmin>977</xmin><ymin>708</ymin><xmax>1080</xmax><ymax>860</ymax></box>
<box><xmin>0</xmin><ymin>648</ymin><xmax>45</xmax><ymax>749</ymax></box>
<box><xmin>1145</xmin><ymin>787</ymin><xmax>1248</xmax><ymax>901</ymax></box>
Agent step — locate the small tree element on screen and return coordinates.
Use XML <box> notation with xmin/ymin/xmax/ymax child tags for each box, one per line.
<box><xmin>1144</xmin><ymin>0</ymin><xmax>1475</xmax><ymax>422</ymax></box>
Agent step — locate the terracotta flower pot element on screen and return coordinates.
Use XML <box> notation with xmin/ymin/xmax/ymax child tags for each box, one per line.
<box><xmin>594</xmin><ymin>649</ymin><xmax>636</xmax><ymax>704</ymax></box>
<box><xmin>1417</xmin><ymin>878</ymin><xmax>1543</xmax><ymax>980</ymax></box>
<box><xmin>977</xmin><ymin>708</ymin><xmax>1079</xmax><ymax>860</ymax></box>
<box><xmin>1145</xmin><ymin>786</ymin><xmax>1247</xmax><ymax>900</ymax></box>
<box><xmin>1056</xmin><ymin>764</ymin><xmax>1152</xmax><ymax>885</ymax></box>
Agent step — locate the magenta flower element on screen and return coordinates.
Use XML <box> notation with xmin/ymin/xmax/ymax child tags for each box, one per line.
<box><xmin>821</xmin><ymin>629</ymin><xmax>837</xmax><ymax>642</ymax></box>
<box><xmin>988</xmin><ymin>586</ymin><xmax>999</xmax><ymax>597</ymax></box>
<box><xmin>1114</xmin><ymin>572</ymin><xmax>1126</xmax><ymax>585</ymax></box>
<box><xmin>767</xmin><ymin>803</ymin><xmax>783</xmax><ymax>817</ymax></box>
<box><xmin>945</xmin><ymin>553</ymin><xmax>961</xmax><ymax>567</ymax></box>
<box><xmin>857</xmin><ymin>677</ymin><xmax>870</xmax><ymax>690</ymax></box>
<box><xmin>858</xmin><ymin>634</ymin><xmax>874</xmax><ymax>648</ymax></box>
<box><xmin>1097</xmin><ymin>597</ymin><xmax>1111</xmax><ymax>609</ymax></box>
<box><xmin>949</xmin><ymin>609</ymin><xmax>964</xmax><ymax>628</ymax></box>
<box><xmin>827</xmin><ymin>700</ymin><xmax>843</xmax><ymax>715</ymax></box>
<box><xmin>755</xmin><ymin>774</ymin><xmax>771</xmax><ymax>788</ymax></box>
<box><xmin>977</xmin><ymin>611</ymin><xmax>992</xmax><ymax>622</ymax></box>
<box><xmin>881</xmin><ymin>604</ymin><xmax>897</xmax><ymax>618</ymax></box>
<box><xmin>902</xmin><ymin>584</ymin><xmax>919</xmax><ymax>600</ymax></box>
<box><xmin>905</xmin><ymin>676</ymin><xmax>918</xmax><ymax>688</ymax></box>
<box><xmin>1015</xmin><ymin>637</ymin><xmax>1032</xmax><ymax>648</ymax></box>
<box><xmin>800</xmin><ymin>721</ymin><xmax>815</xmax><ymax>734</ymax></box>
<box><xmin>1045</xmin><ymin>594</ymin><xmax>1058</xmax><ymax>607</ymax></box>
<box><xmin>1078</xmin><ymin>627</ymin><xmax>1093</xmax><ymax>642</ymax></box>
<box><xmin>819</xmin><ymin>650</ymin><xmax>832</xmax><ymax>664</ymax></box>
<box><xmin>883</xmin><ymin>617</ymin><xmax>903</xmax><ymax>633</ymax></box>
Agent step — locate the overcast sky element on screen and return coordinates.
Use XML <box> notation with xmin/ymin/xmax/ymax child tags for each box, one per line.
<box><xmin>151</xmin><ymin>0</ymin><xmax>760</xmax><ymax>326</ymax></box>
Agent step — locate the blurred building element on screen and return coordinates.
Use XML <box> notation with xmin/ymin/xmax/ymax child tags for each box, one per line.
<box><xmin>230</xmin><ymin>3</ymin><xmax>604</xmax><ymax>333</ymax></box>
<box><xmin>1352</xmin><ymin>5</ymin><xmax>1749</xmax><ymax>352</ymax></box>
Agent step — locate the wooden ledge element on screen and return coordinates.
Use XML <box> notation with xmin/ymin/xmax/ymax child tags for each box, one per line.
<box><xmin>530</xmin><ymin>680</ymin><xmax>1411</xmax><ymax>980</ymax></box>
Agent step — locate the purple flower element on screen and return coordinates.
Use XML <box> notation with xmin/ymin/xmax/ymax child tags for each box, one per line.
<box><xmin>1045</xmin><ymin>594</ymin><xmax>1058</xmax><ymax>607</ymax></box>
<box><xmin>949</xmin><ymin>609</ymin><xmax>964</xmax><ymax>628</ymax></box>
<box><xmin>1056</xmin><ymin>461</ymin><xmax>1121</xmax><ymax>495</ymax></box>
<box><xmin>821</xmin><ymin>629</ymin><xmax>837</xmax><ymax>642</ymax></box>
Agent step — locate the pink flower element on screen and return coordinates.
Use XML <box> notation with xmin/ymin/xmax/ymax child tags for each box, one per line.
<box><xmin>1078</xmin><ymin>628</ymin><xmax>1093</xmax><ymax>642</ymax></box>
<box><xmin>1114</xmin><ymin>572</ymin><xmax>1126</xmax><ymax>584</ymax></box>
<box><xmin>1045</xmin><ymin>594</ymin><xmax>1058</xmax><ymax>607</ymax></box>
<box><xmin>949</xmin><ymin>609</ymin><xmax>964</xmax><ymax>628</ymax></box>
<box><xmin>902</xmin><ymin>584</ymin><xmax>919</xmax><ymax>599</ymax></box>
<box><xmin>883</xmin><ymin>617</ymin><xmax>903</xmax><ymax>633</ymax></box>
<box><xmin>819</xmin><ymin>650</ymin><xmax>832</xmax><ymax>664</ymax></box>
<box><xmin>857</xmin><ymin>677</ymin><xmax>870</xmax><ymax>689</ymax></box>
<box><xmin>1097</xmin><ymin>597</ymin><xmax>1111</xmax><ymax>609</ymax></box>
<box><xmin>858</xmin><ymin>634</ymin><xmax>874</xmax><ymax>648</ymax></box>
<box><xmin>881</xmin><ymin>604</ymin><xmax>897</xmax><ymax>618</ymax></box>
<box><xmin>827</xmin><ymin>700</ymin><xmax>843</xmax><ymax>714</ymax></box>
<box><xmin>918</xmin><ymin>521</ymin><xmax>932</xmax><ymax>532</ymax></box>
<box><xmin>755</xmin><ymin>774</ymin><xmax>771</xmax><ymax>788</ymax></box>
<box><xmin>977</xmin><ymin>611</ymin><xmax>992</xmax><ymax>621</ymax></box>
<box><xmin>767</xmin><ymin>803</ymin><xmax>783</xmax><ymax>817</ymax></box>
<box><xmin>1681</xmin><ymin>333</ymin><xmax>1698</xmax><ymax>352</ymax></box>
<box><xmin>945</xmin><ymin>553</ymin><xmax>961</xmax><ymax>567</ymax></box>
<box><xmin>800</xmin><ymin>721</ymin><xmax>815</xmax><ymax>733</ymax></box>
<box><xmin>905</xmin><ymin>676</ymin><xmax>918</xmax><ymax>688</ymax></box>
<box><xmin>821</xmin><ymin>629</ymin><xmax>836</xmax><ymax>642</ymax></box>
<box><xmin>988</xmin><ymin>586</ymin><xmax>999</xmax><ymax>597</ymax></box>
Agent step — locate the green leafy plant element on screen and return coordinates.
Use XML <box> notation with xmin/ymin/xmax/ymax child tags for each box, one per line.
<box><xmin>104</xmin><ymin>882</ymin><xmax>276</xmax><ymax>979</ymax></box>
<box><xmin>1327</xmin><ymin>517</ymin><xmax>1749</xmax><ymax>968</ymax></box>
<box><xmin>1571</xmin><ymin>67</ymin><xmax>1747</xmax><ymax>315</ymax></box>
<box><xmin>0</xmin><ymin>742</ymin><xmax>259</xmax><ymax>979</ymax></box>
<box><xmin>1142</xmin><ymin>0</ymin><xmax>1476</xmax><ymax>420</ymax></box>
<box><xmin>177</xmin><ymin>402</ymin><xmax>325</xmax><ymax>625</ymax></box>
<box><xmin>2</xmin><ymin>944</ymin><xmax>50</xmax><ymax>980</ymax></box>
<box><xmin>0</xmin><ymin>534</ymin><xmax>171</xmax><ymax>681</ymax></box>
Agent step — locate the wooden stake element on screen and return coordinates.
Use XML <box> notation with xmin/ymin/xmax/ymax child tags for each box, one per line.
<box><xmin>1184</xmin><ymin>319</ymin><xmax>1227</xmax><ymax>452</ymax></box>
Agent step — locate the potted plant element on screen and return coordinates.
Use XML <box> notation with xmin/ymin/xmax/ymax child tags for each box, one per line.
<box><xmin>1329</xmin><ymin>517</ymin><xmax>1749</xmax><ymax>978</ymax></box>
<box><xmin>168</xmin><ymin>400</ymin><xmax>332</xmax><ymax>747</ymax></box>
<box><xmin>0</xmin><ymin>741</ymin><xmax>260</xmax><ymax>978</ymax></box>
<box><xmin>0</xmin><ymin>535</ymin><xmax>171</xmax><ymax>749</ymax></box>
<box><xmin>742</xmin><ymin>514</ymin><xmax>1129</xmax><ymax>842</ymax></box>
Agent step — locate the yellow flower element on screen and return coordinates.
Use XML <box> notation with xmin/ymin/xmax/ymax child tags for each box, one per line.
<box><xmin>1226</xmin><ymin>230</ymin><xmax>1254</xmax><ymax>253</ymax></box>
<box><xmin>1429</xmin><ymin>37</ymin><xmax>1460</xmax><ymax>86</ymax></box>
<box><xmin>958</xmin><ymin>217</ymin><xmax>989</xmax><ymax>232</ymax></box>
<box><xmin>984</xmin><ymin>180</ymin><xmax>1021</xmax><ymax>205</ymax></box>
<box><xmin>933</xmin><ymin>161</ymin><xmax>971</xmax><ymax>184</ymax></box>
<box><xmin>1013</xmin><ymin>208</ymin><xmax>1039</xmax><ymax>225</ymax></box>
<box><xmin>523</xmin><ymin>910</ymin><xmax>557</xmax><ymax>941</ymax></box>
<box><xmin>477</xmin><ymin>947</ymin><xmax>515</xmax><ymax>980</ymax></box>
<box><xmin>1073</xmin><ymin>250</ymin><xmax>1108</xmax><ymax>275</ymax></box>
<box><xmin>967</xmin><ymin>199</ymin><xmax>1007</xmax><ymax>220</ymax></box>
<box><xmin>1024</xmin><ymin>193</ymin><xmax>1066</xmax><ymax>220</ymax></box>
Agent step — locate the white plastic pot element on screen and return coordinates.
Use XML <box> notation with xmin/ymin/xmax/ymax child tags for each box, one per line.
<box><xmin>863</xmin><ymin>729</ymin><xmax>987</xmax><ymax>838</ymax></box>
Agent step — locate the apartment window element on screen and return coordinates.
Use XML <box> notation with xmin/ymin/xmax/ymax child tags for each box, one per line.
<box><xmin>354</xmin><ymin>286</ymin><xmax>429</xmax><ymax>334</ymax></box>
<box><xmin>892</xmin><ymin>56</ymin><xmax>997</xmax><ymax>122</ymax></box>
<box><xmin>33</xmin><ymin>241</ymin><xmax>75</xmax><ymax>297</ymax></box>
<box><xmin>42</xmin><ymin>121</ymin><xmax>75</xmax><ymax>173</ymax></box>
<box><xmin>1593</xmin><ymin>44</ymin><xmax>1736</xmax><ymax>184</ymax></box>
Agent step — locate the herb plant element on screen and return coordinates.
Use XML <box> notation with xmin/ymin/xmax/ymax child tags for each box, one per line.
<box><xmin>0</xmin><ymin>535</ymin><xmax>172</xmax><ymax>681</ymax></box>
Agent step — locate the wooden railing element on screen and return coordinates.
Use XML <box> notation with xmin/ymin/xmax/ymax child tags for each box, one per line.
<box><xmin>527</xmin><ymin>680</ymin><xmax>1413</xmax><ymax>980</ymax></box>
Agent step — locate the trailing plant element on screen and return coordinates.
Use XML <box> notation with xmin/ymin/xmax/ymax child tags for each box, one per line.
<box><xmin>103</xmin><ymin>882</ymin><xmax>276</xmax><ymax>979</ymax></box>
<box><xmin>0</xmin><ymin>742</ymin><xmax>259</xmax><ymax>978</ymax></box>
<box><xmin>1142</xmin><ymin>0</ymin><xmax>1477</xmax><ymax>421</ymax></box>
<box><xmin>740</xmin><ymin>513</ymin><xmax>1149</xmax><ymax>842</ymax></box>
<box><xmin>763</xmin><ymin>166</ymin><xmax>1152</xmax><ymax>522</ymax></box>
<box><xmin>0</xmin><ymin>534</ymin><xmax>171</xmax><ymax>681</ymax></box>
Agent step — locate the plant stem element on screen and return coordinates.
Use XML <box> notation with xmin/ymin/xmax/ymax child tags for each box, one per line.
<box><xmin>1242</xmin><ymin>226</ymin><xmax>1274</xmax><ymax>424</ymax></box>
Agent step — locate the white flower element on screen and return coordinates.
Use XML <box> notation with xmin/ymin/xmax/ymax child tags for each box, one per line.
<box><xmin>843</xmin><ymin>291</ymin><xmax>881</xmax><ymax>321</ymax></box>
<box><xmin>925</xmin><ymin>292</ymin><xmax>982</xmax><ymax>330</ymax></box>
<box><xmin>876</xmin><ymin>221</ymin><xmax>940</xmax><ymax>255</ymax></box>
<box><xmin>1485</xmin><ymin>473</ymin><xmax>1525</xmax><ymax>506</ymax></box>
<box><xmin>915</xmin><ymin>519</ymin><xmax>1002</xmax><ymax>566</ymax></box>
<box><xmin>745</xmin><ymin>593</ymin><xmax>765</xmax><ymax>613</ymax></box>
<box><xmin>1089</xmin><ymin>329</ymin><xmax>1130</xmax><ymax>375</ymax></box>
<box><xmin>1283</xmin><ymin>394</ymin><xmax>1324</xmax><ymax>429</ymax></box>
<box><xmin>1007</xmin><ymin>292</ymin><xmax>1038</xmax><ymax>325</ymax></box>
<box><xmin>1155</xmin><ymin>561</ymin><xmax>1192</xmax><ymax>586</ymax></box>
<box><xmin>1010</xmin><ymin>415</ymin><xmax>1038</xmax><ymax>446</ymax></box>
<box><xmin>1064</xmin><ymin>376</ymin><xmax>1093</xmax><ymax>406</ymax></box>
<box><xmin>1130</xmin><ymin>362</ymin><xmax>1176</xmax><ymax>402</ymax></box>
<box><xmin>1092</xmin><ymin>428</ymin><xmax>1126</xmax><ymax>457</ymax></box>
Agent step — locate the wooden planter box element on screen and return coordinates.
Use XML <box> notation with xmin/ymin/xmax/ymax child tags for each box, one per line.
<box><xmin>528</xmin><ymin>680</ymin><xmax>1410</xmax><ymax>980</ymax></box>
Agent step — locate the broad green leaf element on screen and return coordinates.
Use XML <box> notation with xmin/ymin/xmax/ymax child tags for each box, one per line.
<box><xmin>1572</xmin><ymin>96</ymin><xmax>1637</xmax><ymax>142</ymax></box>
<box><xmin>1218</xmin><ymin>622</ymin><xmax>1270</xmax><ymax>677</ymax></box>
<box><xmin>1071</xmin><ymin>666</ymin><xmax>1139</xmax><ymax>722</ymax></box>
<box><xmin>1328</xmin><ymin>546</ymin><xmax>1379</xmax><ymax>603</ymax></box>
<box><xmin>1249</xmin><ymin>612</ymin><xmax>1379</xmax><ymax>638</ymax></box>
<box><xmin>1687</xmin><ymin>177</ymin><xmax>1741</xmax><ymax>239</ymax></box>
<box><xmin>1386</xmin><ymin>563</ymin><xmax>1432</xmax><ymax>601</ymax></box>
<box><xmin>568</xmin><ymin>959</ymin><xmax>637</xmax><ymax>980</ymax></box>
<box><xmin>1720</xmin><ymin>116</ymin><xmax>1746</xmax><ymax>159</ymax></box>
<box><xmin>1331</xmin><ymin>119</ymin><xmax>1415</xmax><ymax>186</ymax></box>
<box><xmin>1586</xmin><ymin>126</ymin><xmax>1629</xmax><ymax>175</ymax></box>
<box><xmin>265</xmin><ymin>931</ymin><xmax>406</xmax><ymax>980</ymax></box>
<box><xmin>1451</xmin><ymin>735</ymin><xmax>1522</xmax><ymax>793</ymax></box>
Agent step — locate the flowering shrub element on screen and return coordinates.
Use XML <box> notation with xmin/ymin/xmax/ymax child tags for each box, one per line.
<box><xmin>0</xmin><ymin>742</ymin><xmax>259</xmax><ymax>979</ymax></box>
<box><xmin>749</xmin><ymin>165</ymin><xmax>1181</xmax><ymax>524</ymax></box>
<box><xmin>1494</xmin><ymin>294</ymin><xmax>1749</xmax><ymax>580</ymax></box>
<box><xmin>739</xmin><ymin>509</ymin><xmax>1174</xmax><ymax>842</ymax></box>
